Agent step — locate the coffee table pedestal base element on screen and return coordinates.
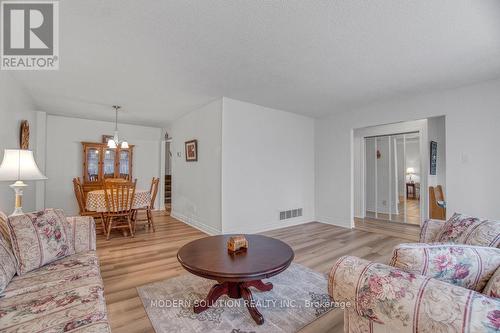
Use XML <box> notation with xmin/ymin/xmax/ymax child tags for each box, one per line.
<box><xmin>194</xmin><ymin>280</ymin><xmax>273</xmax><ymax>325</ymax></box>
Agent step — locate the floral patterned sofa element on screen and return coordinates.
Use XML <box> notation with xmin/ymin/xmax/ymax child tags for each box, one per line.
<box><xmin>0</xmin><ymin>210</ymin><xmax>110</xmax><ymax>333</ymax></box>
<box><xmin>329</xmin><ymin>213</ymin><xmax>500</xmax><ymax>333</ymax></box>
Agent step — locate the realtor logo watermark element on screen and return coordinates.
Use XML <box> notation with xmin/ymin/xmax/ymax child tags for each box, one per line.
<box><xmin>1</xmin><ymin>1</ymin><xmax>59</xmax><ymax>70</ymax></box>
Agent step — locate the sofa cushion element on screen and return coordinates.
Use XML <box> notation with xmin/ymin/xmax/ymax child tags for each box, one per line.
<box><xmin>435</xmin><ymin>213</ymin><xmax>500</xmax><ymax>247</ymax></box>
<box><xmin>419</xmin><ymin>219</ymin><xmax>445</xmax><ymax>243</ymax></box>
<box><xmin>1</xmin><ymin>251</ymin><xmax>100</xmax><ymax>298</ymax></box>
<box><xmin>8</xmin><ymin>209</ymin><xmax>72</xmax><ymax>275</ymax></box>
<box><xmin>389</xmin><ymin>243</ymin><xmax>500</xmax><ymax>291</ymax></box>
<box><xmin>0</xmin><ymin>234</ymin><xmax>16</xmax><ymax>294</ymax></box>
<box><xmin>483</xmin><ymin>266</ymin><xmax>500</xmax><ymax>298</ymax></box>
<box><xmin>0</xmin><ymin>211</ymin><xmax>11</xmax><ymax>251</ymax></box>
<box><xmin>65</xmin><ymin>216</ymin><xmax>97</xmax><ymax>254</ymax></box>
<box><xmin>0</xmin><ymin>251</ymin><xmax>110</xmax><ymax>332</ymax></box>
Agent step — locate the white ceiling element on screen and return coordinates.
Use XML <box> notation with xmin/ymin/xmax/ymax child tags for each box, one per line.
<box><xmin>11</xmin><ymin>0</ymin><xmax>500</xmax><ymax>127</ymax></box>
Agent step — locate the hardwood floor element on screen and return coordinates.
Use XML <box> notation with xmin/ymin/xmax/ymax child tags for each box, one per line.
<box><xmin>97</xmin><ymin>212</ymin><xmax>411</xmax><ymax>333</ymax></box>
<box><xmin>366</xmin><ymin>197</ymin><xmax>421</xmax><ymax>225</ymax></box>
<box><xmin>354</xmin><ymin>217</ymin><xmax>420</xmax><ymax>241</ymax></box>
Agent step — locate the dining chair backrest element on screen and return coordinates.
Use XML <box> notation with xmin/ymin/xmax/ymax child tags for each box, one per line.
<box><xmin>148</xmin><ymin>177</ymin><xmax>160</xmax><ymax>209</ymax></box>
<box><xmin>429</xmin><ymin>185</ymin><xmax>446</xmax><ymax>220</ymax></box>
<box><xmin>435</xmin><ymin>185</ymin><xmax>444</xmax><ymax>202</ymax></box>
<box><xmin>104</xmin><ymin>178</ymin><xmax>128</xmax><ymax>183</ymax></box>
<box><xmin>72</xmin><ymin>177</ymin><xmax>86</xmax><ymax>214</ymax></box>
<box><xmin>104</xmin><ymin>179</ymin><xmax>137</xmax><ymax>215</ymax></box>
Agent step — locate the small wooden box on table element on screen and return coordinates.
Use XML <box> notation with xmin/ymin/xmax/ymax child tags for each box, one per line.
<box><xmin>227</xmin><ymin>235</ymin><xmax>249</xmax><ymax>252</ymax></box>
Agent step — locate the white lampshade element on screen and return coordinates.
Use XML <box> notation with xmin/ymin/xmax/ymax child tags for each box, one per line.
<box><xmin>120</xmin><ymin>141</ymin><xmax>129</xmax><ymax>149</ymax></box>
<box><xmin>107</xmin><ymin>139</ymin><xmax>117</xmax><ymax>149</ymax></box>
<box><xmin>0</xmin><ymin>149</ymin><xmax>47</xmax><ymax>181</ymax></box>
<box><xmin>406</xmin><ymin>167</ymin><xmax>415</xmax><ymax>174</ymax></box>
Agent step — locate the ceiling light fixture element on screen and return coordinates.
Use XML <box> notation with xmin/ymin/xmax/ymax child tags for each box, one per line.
<box><xmin>108</xmin><ymin>105</ymin><xmax>129</xmax><ymax>149</ymax></box>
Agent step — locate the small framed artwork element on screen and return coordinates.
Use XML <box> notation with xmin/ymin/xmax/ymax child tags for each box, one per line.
<box><xmin>185</xmin><ymin>139</ymin><xmax>198</xmax><ymax>162</ymax></box>
<box><xmin>20</xmin><ymin>120</ymin><xmax>30</xmax><ymax>149</ymax></box>
<box><xmin>102</xmin><ymin>135</ymin><xmax>114</xmax><ymax>144</ymax></box>
<box><xmin>430</xmin><ymin>141</ymin><xmax>437</xmax><ymax>175</ymax></box>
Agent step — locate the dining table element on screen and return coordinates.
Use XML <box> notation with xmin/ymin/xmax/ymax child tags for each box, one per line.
<box><xmin>86</xmin><ymin>189</ymin><xmax>151</xmax><ymax>213</ymax></box>
<box><xmin>86</xmin><ymin>188</ymin><xmax>151</xmax><ymax>237</ymax></box>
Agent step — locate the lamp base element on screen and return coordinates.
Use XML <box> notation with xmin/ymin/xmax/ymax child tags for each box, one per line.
<box><xmin>9</xmin><ymin>181</ymin><xmax>28</xmax><ymax>216</ymax></box>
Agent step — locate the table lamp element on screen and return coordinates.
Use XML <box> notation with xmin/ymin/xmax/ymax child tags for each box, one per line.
<box><xmin>406</xmin><ymin>167</ymin><xmax>416</xmax><ymax>183</ymax></box>
<box><xmin>0</xmin><ymin>149</ymin><xmax>47</xmax><ymax>216</ymax></box>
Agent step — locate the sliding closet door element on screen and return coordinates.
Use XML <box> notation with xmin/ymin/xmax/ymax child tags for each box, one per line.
<box><xmin>376</xmin><ymin>137</ymin><xmax>391</xmax><ymax>220</ymax></box>
<box><xmin>365</xmin><ymin>136</ymin><xmax>393</xmax><ymax>220</ymax></box>
<box><xmin>392</xmin><ymin>135</ymin><xmax>406</xmax><ymax>223</ymax></box>
<box><xmin>365</xmin><ymin>137</ymin><xmax>377</xmax><ymax>218</ymax></box>
<box><xmin>404</xmin><ymin>134</ymin><xmax>421</xmax><ymax>224</ymax></box>
<box><xmin>365</xmin><ymin>132</ymin><xmax>421</xmax><ymax>224</ymax></box>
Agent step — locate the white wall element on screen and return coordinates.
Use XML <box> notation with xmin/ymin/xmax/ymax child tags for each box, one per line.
<box><xmin>45</xmin><ymin>115</ymin><xmax>162</xmax><ymax>215</ymax></box>
<box><xmin>317</xmin><ymin>79</ymin><xmax>500</xmax><ymax>228</ymax></box>
<box><xmin>170</xmin><ymin>99</ymin><xmax>223</xmax><ymax>234</ymax></box>
<box><xmin>0</xmin><ymin>73</ymin><xmax>40</xmax><ymax>214</ymax></box>
<box><xmin>221</xmin><ymin>98</ymin><xmax>315</xmax><ymax>233</ymax></box>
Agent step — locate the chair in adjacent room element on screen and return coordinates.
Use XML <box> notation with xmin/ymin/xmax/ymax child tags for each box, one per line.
<box><xmin>429</xmin><ymin>185</ymin><xmax>446</xmax><ymax>220</ymax></box>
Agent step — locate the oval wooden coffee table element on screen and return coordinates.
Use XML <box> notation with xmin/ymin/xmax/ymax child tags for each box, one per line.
<box><xmin>177</xmin><ymin>234</ymin><xmax>294</xmax><ymax>325</ymax></box>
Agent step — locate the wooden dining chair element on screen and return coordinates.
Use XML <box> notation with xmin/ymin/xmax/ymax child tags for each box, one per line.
<box><xmin>104</xmin><ymin>178</ymin><xmax>128</xmax><ymax>184</ymax></box>
<box><xmin>429</xmin><ymin>185</ymin><xmax>446</xmax><ymax>220</ymax></box>
<box><xmin>133</xmin><ymin>177</ymin><xmax>159</xmax><ymax>233</ymax></box>
<box><xmin>104</xmin><ymin>179</ymin><xmax>137</xmax><ymax>240</ymax></box>
<box><xmin>72</xmin><ymin>177</ymin><xmax>106</xmax><ymax>234</ymax></box>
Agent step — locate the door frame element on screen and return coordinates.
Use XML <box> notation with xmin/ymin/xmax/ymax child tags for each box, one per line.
<box><xmin>159</xmin><ymin>139</ymin><xmax>166</xmax><ymax>210</ymax></box>
<box><xmin>353</xmin><ymin>119</ymin><xmax>429</xmax><ymax>226</ymax></box>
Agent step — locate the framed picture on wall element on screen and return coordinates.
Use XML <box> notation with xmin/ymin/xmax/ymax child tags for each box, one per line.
<box><xmin>102</xmin><ymin>135</ymin><xmax>114</xmax><ymax>144</ymax></box>
<box><xmin>430</xmin><ymin>141</ymin><xmax>437</xmax><ymax>175</ymax></box>
<box><xmin>185</xmin><ymin>139</ymin><xmax>198</xmax><ymax>162</ymax></box>
<box><xmin>20</xmin><ymin>120</ymin><xmax>30</xmax><ymax>149</ymax></box>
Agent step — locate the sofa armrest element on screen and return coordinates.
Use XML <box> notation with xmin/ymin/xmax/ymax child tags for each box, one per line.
<box><xmin>65</xmin><ymin>216</ymin><xmax>97</xmax><ymax>253</ymax></box>
<box><xmin>419</xmin><ymin>219</ymin><xmax>444</xmax><ymax>242</ymax></box>
<box><xmin>389</xmin><ymin>243</ymin><xmax>500</xmax><ymax>291</ymax></box>
<box><xmin>329</xmin><ymin>256</ymin><xmax>500</xmax><ymax>332</ymax></box>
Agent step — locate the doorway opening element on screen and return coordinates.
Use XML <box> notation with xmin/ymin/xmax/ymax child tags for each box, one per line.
<box><xmin>352</xmin><ymin>117</ymin><xmax>446</xmax><ymax>239</ymax></box>
<box><xmin>364</xmin><ymin>132</ymin><xmax>421</xmax><ymax>225</ymax></box>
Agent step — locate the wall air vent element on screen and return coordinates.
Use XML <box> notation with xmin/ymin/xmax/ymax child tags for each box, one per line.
<box><xmin>279</xmin><ymin>208</ymin><xmax>303</xmax><ymax>221</ymax></box>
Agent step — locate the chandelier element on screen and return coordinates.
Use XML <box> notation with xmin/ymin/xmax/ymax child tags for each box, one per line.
<box><xmin>107</xmin><ymin>105</ymin><xmax>129</xmax><ymax>149</ymax></box>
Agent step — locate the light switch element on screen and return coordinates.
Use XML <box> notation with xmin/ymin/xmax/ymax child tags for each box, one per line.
<box><xmin>461</xmin><ymin>152</ymin><xmax>469</xmax><ymax>163</ymax></box>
